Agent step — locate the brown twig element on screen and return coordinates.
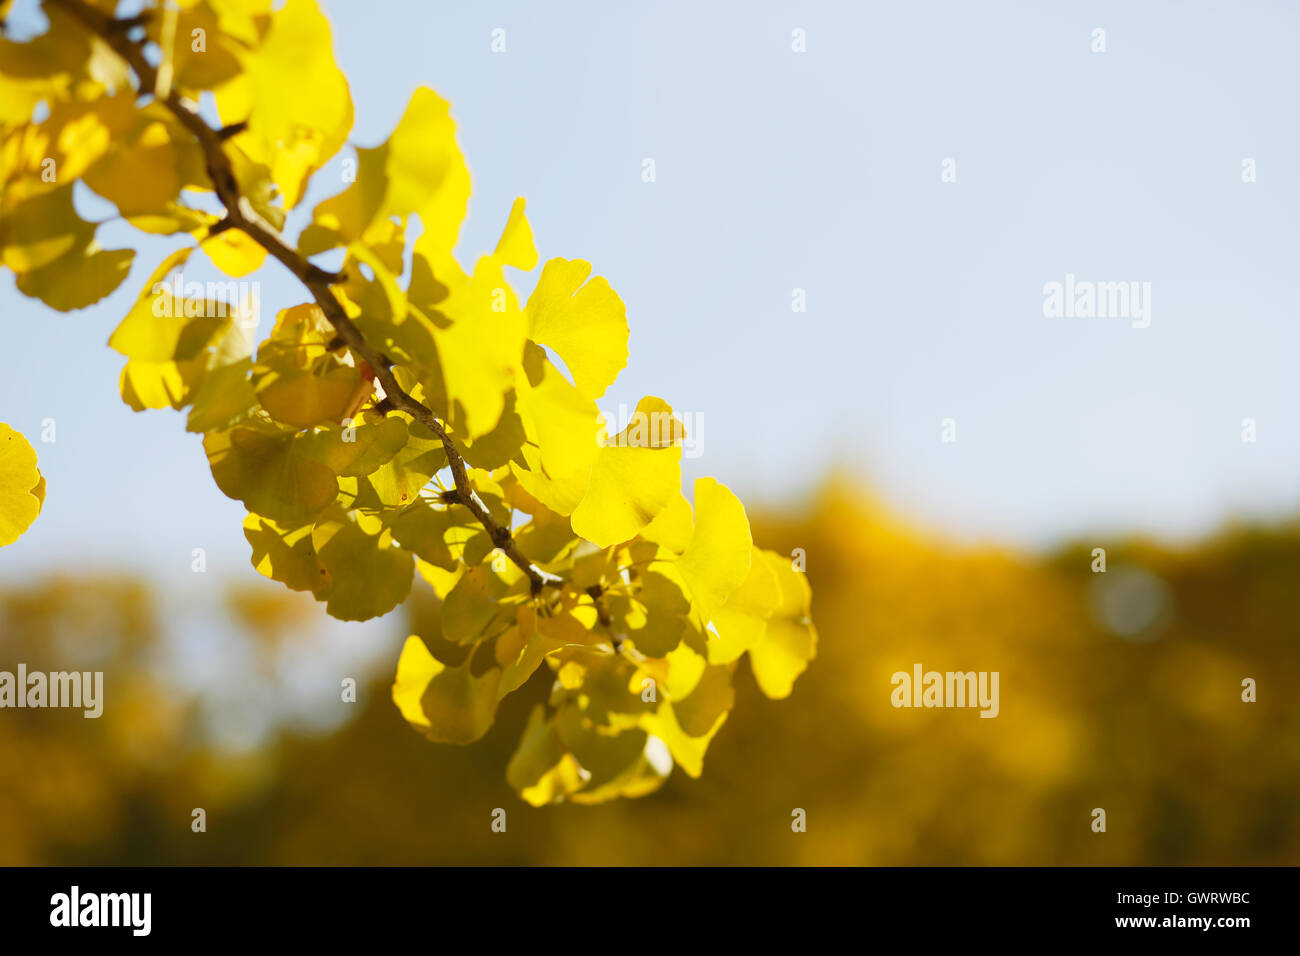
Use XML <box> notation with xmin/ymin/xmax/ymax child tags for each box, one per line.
<box><xmin>52</xmin><ymin>0</ymin><xmax>555</xmax><ymax>594</ymax></box>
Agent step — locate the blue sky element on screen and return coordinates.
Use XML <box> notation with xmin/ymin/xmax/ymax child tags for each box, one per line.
<box><xmin>3</xmin><ymin>0</ymin><xmax>1300</xmax><ymax>589</ymax></box>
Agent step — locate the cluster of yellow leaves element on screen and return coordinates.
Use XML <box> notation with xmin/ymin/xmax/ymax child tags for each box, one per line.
<box><xmin>0</xmin><ymin>0</ymin><xmax>342</xmax><ymax>311</ymax></box>
<box><xmin>0</xmin><ymin>0</ymin><xmax>816</xmax><ymax>803</ymax></box>
<box><xmin>0</xmin><ymin>15</ymin><xmax>139</xmax><ymax>310</ymax></box>
<box><xmin>393</xmin><ymin>475</ymin><xmax>816</xmax><ymax>804</ymax></box>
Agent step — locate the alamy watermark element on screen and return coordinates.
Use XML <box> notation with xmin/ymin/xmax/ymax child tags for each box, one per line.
<box><xmin>0</xmin><ymin>665</ymin><xmax>103</xmax><ymax>718</ymax></box>
<box><xmin>891</xmin><ymin>663</ymin><xmax>999</xmax><ymax>718</ymax></box>
<box><xmin>152</xmin><ymin>272</ymin><xmax>260</xmax><ymax>329</ymax></box>
<box><xmin>1042</xmin><ymin>273</ymin><xmax>1151</xmax><ymax>328</ymax></box>
<box><xmin>50</xmin><ymin>886</ymin><xmax>150</xmax><ymax>936</ymax></box>
<box><xmin>597</xmin><ymin>402</ymin><xmax>703</xmax><ymax>459</ymax></box>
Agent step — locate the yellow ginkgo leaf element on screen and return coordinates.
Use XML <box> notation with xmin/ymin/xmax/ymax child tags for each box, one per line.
<box><xmin>511</xmin><ymin>494</ymin><xmax>579</xmax><ymax>564</ymax></box>
<box><xmin>495</xmin><ymin>605</ymin><xmax>587</xmax><ymax>699</ymax></box>
<box><xmin>668</xmin><ymin>476</ymin><xmax>753</xmax><ymax>628</ymax></box>
<box><xmin>253</xmin><ymin>302</ymin><xmax>364</xmax><ymax>428</ymax></box>
<box><xmin>506</xmin><ymin>704</ymin><xmax>587</xmax><ymax>806</ymax></box>
<box><xmin>15</xmin><ymin>242</ymin><xmax>133</xmax><ymax>312</ymax></box>
<box><xmin>82</xmin><ymin>118</ymin><xmax>182</xmax><ymax>215</ymax></box>
<box><xmin>0</xmin><ymin>74</ymin><xmax>42</xmax><ymax>127</ymax></box>
<box><xmin>660</xmin><ymin>639</ymin><xmax>708</xmax><ymax>700</ymax></box>
<box><xmin>391</xmin><ymin>634</ymin><xmax>501</xmax><ymax>744</ymax></box>
<box><xmin>0</xmin><ymin>4</ymin><xmax>90</xmax><ymax>79</ymax></box>
<box><xmin>749</xmin><ymin>617</ymin><xmax>817</xmax><ymax>701</ymax></box>
<box><xmin>0</xmin><ymin>182</ymin><xmax>94</xmax><ymax>274</ymax></box>
<box><xmin>458</xmin><ymin>390</ymin><xmax>526</xmax><ymax>470</ymax></box>
<box><xmin>144</xmin><ymin>1</ymin><xmax>250</xmax><ymax>92</ymax></box>
<box><xmin>672</xmin><ymin>664</ymin><xmax>736</xmax><ymax>735</ymax></box>
<box><xmin>569</xmin><ymin>733</ymin><xmax>673</xmax><ymax>805</ymax></box>
<box><xmin>243</xmin><ymin>514</ymin><xmax>329</xmax><ymax>596</ymax></box>
<box><xmin>638</xmin><ymin>490</ymin><xmax>694</xmax><ymax>555</ymax></box>
<box><xmin>311</xmin><ymin>514</ymin><xmax>413</xmax><ymax>621</ymax></box>
<box><xmin>388</xmin><ymin>502</ymin><xmax>461</xmax><ymax>571</ymax></box>
<box><xmin>215</xmin><ymin>0</ymin><xmax>353</xmax><ymax>209</ymax></box>
<box><xmin>185</xmin><ymin>355</ymin><xmax>257</xmax><ymax>434</ymax></box>
<box><xmin>640</xmin><ymin>663</ymin><xmax>735</xmax><ymax>777</ymax></box>
<box><xmin>40</xmin><ymin>93</ymin><xmax>133</xmax><ymax>181</ymax></box>
<box><xmin>432</xmin><ymin>254</ymin><xmax>528</xmax><ymax>438</ymax></box>
<box><xmin>570</xmin><ymin>396</ymin><xmax>684</xmax><ymax>548</ymax></box>
<box><xmin>552</xmin><ymin>708</ymin><xmax>655</xmax><ymax>800</ymax></box>
<box><xmin>298</xmin><ymin>416</ymin><xmax>408</xmax><ymax>478</ymax></box>
<box><xmin>639</xmin><ymin>699</ymin><xmax>727</xmax><ymax>780</ymax></box>
<box><xmin>746</xmin><ymin>549</ymin><xmax>817</xmax><ymax>699</ymax></box>
<box><xmin>392</xmin><ymin>635</ymin><xmax>442</xmax><ymax>729</ymax></box>
<box><xmin>493</xmin><ymin>196</ymin><xmax>537</xmax><ymax>271</ymax></box>
<box><xmin>708</xmin><ymin>545</ymin><xmax>782</xmax><ymax>664</ymax></box>
<box><xmin>511</xmin><ymin>345</ymin><xmax>602</xmax><ymax>515</ymax></box>
<box><xmin>612</xmin><ymin>567</ymin><xmax>690</xmax><ymax>658</ymax></box>
<box><xmin>205</xmin><ymin>424</ymin><xmax>337</xmax><ymax>524</ymax></box>
<box><xmin>108</xmin><ymin>248</ymin><xmax>200</xmax><ymax>361</ymax></box>
<box><xmin>301</xmin><ymin>84</ymin><xmax>468</xmax><ymax>255</ymax></box>
<box><xmin>353</xmin><ymin>421</ymin><xmax>447</xmax><ymax>510</ymax></box>
<box><xmin>200</xmin><ymin>227</ymin><xmax>266</xmax><ymax>277</ymax></box>
<box><xmin>0</xmin><ymin>423</ymin><xmax>43</xmax><ymax>548</ymax></box>
<box><xmin>256</xmin><ymin>364</ymin><xmax>360</xmax><ymax>429</ymax></box>
<box><xmin>525</xmin><ymin>257</ymin><xmax>628</xmax><ymax>399</ymax></box>
<box><xmin>126</xmin><ymin>203</ymin><xmax>217</xmax><ymax>237</ymax></box>
<box><xmin>110</xmin><ymin>247</ymin><xmax>236</xmax><ymax>410</ymax></box>
<box><xmin>440</xmin><ymin>563</ymin><xmax>511</xmax><ymax>643</ymax></box>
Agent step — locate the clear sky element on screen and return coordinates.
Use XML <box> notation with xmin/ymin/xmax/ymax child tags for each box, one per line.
<box><xmin>4</xmin><ymin>0</ymin><xmax>1299</xmax><ymax>590</ymax></box>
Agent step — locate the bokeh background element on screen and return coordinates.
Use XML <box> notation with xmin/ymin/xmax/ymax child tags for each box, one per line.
<box><xmin>1</xmin><ymin>0</ymin><xmax>1298</xmax><ymax>864</ymax></box>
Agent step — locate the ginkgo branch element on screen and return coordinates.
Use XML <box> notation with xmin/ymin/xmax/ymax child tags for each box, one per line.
<box><xmin>54</xmin><ymin>0</ymin><xmax>554</xmax><ymax>595</ymax></box>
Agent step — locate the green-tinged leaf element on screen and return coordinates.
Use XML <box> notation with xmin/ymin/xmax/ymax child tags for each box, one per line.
<box><xmin>205</xmin><ymin>424</ymin><xmax>337</xmax><ymax>524</ymax></box>
<box><xmin>0</xmin><ymin>183</ymin><xmax>93</xmax><ymax>273</ymax></box>
<box><xmin>15</xmin><ymin>243</ymin><xmax>133</xmax><ymax>311</ymax></box>
<box><xmin>392</xmin><ymin>635</ymin><xmax>501</xmax><ymax>744</ymax></box>
<box><xmin>506</xmin><ymin>704</ymin><xmax>587</xmax><ymax>806</ymax></box>
<box><xmin>440</xmin><ymin>563</ymin><xmax>509</xmax><ymax>643</ymax></box>
<box><xmin>640</xmin><ymin>665</ymin><xmax>733</xmax><ymax>780</ymax></box>
<box><xmin>298</xmin><ymin>415</ymin><xmax>408</xmax><ymax>477</ymax></box>
<box><xmin>186</xmin><ymin>358</ymin><xmax>256</xmax><ymax>433</ymax></box>
<box><xmin>359</xmin><ymin>420</ymin><xmax>445</xmax><ymax>508</ymax></box>
<box><xmin>388</xmin><ymin>501</ymin><xmax>460</xmax><ymax>571</ymax></box>
<box><xmin>243</xmin><ymin>513</ymin><xmax>328</xmax><ymax>595</ymax></box>
<box><xmin>311</xmin><ymin>513</ymin><xmax>413</xmax><ymax>621</ymax></box>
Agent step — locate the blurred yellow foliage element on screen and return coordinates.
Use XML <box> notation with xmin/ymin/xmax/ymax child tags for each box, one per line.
<box><xmin>1</xmin><ymin>482</ymin><xmax>1296</xmax><ymax>864</ymax></box>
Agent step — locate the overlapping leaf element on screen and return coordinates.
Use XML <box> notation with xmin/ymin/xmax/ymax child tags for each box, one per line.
<box><xmin>214</xmin><ymin>0</ymin><xmax>353</xmax><ymax>209</ymax></box>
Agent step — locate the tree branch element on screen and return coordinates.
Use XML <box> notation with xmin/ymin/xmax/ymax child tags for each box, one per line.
<box><xmin>586</xmin><ymin>585</ymin><xmax>615</xmax><ymax>632</ymax></box>
<box><xmin>52</xmin><ymin>0</ymin><xmax>555</xmax><ymax>595</ymax></box>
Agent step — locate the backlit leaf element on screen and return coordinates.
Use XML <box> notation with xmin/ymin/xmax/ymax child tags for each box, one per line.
<box><xmin>525</xmin><ymin>257</ymin><xmax>628</xmax><ymax>400</ymax></box>
<box><xmin>0</xmin><ymin>423</ymin><xmax>43</xmax><ymax>548</ymax></box>
<box><xmin>215</xmin><ymin>0</ymin><xmax>353</xmax><ymax>208</ymax></box>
